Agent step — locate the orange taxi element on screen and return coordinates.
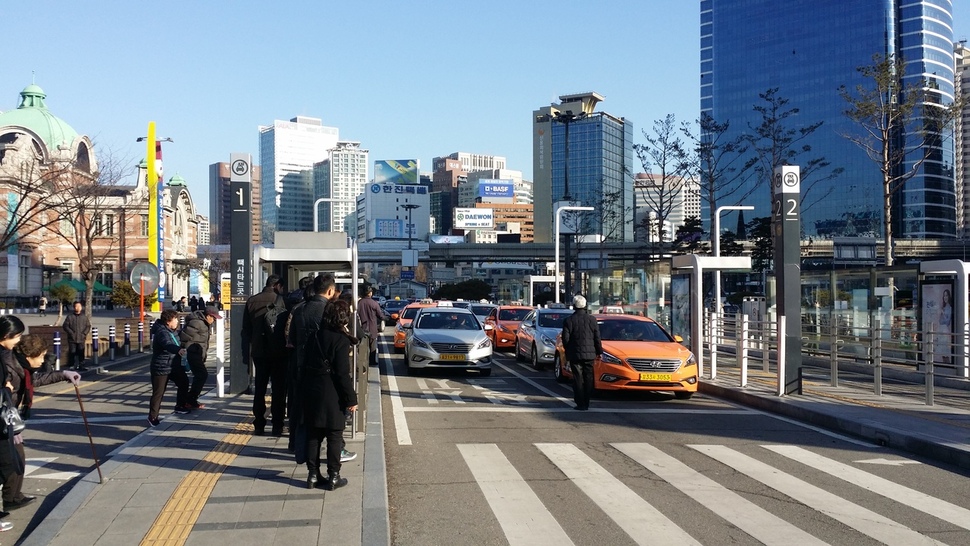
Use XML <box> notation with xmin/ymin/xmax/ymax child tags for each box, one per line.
<box><xmin>393</xmin><ymin>300</ymin><xmax>436</xmax><ymax>352</ymax></box>
<box><xmin>484</xmin><ymin>305</ymin><xmax>533</xmax><ymax>350</ymax></box>
<box><xmin>553</xmin><ymin>314</ymin><xmax>698</xmax><ymax>399</ymax></box>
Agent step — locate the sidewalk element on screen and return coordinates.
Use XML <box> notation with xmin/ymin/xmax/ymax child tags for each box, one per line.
<box><xmin>20</xmin><ymin>369</ymin><xmax>390</xmax><ymax>546</ymax></box>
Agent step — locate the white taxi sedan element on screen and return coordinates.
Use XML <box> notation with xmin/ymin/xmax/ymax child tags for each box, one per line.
<box><xmin>403</xmin><ymin>303</ymin><xmax>493</xmax><ymax>376</ymax></box>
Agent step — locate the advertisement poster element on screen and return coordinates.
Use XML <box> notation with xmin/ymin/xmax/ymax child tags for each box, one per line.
<box><xmin>920</xmin><ymin>280</ymin><xmax>954</xmax><ymax>366</ymax></box>
<box><xmin>671</xmin><ymin>274</ymin><xmax>690</xmax><ymax>344</ymax></box>
<box><xmin>374</xmin><ymin>160</ymin><xmax>419</xmax><ymax>185</ymax></box>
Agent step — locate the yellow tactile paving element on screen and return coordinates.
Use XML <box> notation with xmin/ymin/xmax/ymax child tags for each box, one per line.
<box><xmin>139</xmin><ymin>420</ymin><xmax>253</xmax><ymax>546</ymax></box>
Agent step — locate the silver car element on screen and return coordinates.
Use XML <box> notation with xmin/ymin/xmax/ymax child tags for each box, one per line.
<box><xmin>515</xmin><ymin>305</ymin><xmax>574</xmax><ymax>370</ymax></box>
<box><xmin>403</xmin><ymin>304</ymin><xmax>493</xmax><ymax>376</ymax></box>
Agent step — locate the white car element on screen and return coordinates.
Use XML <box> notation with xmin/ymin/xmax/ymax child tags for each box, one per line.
<box><xmin>403</xmin><ymin>303</ymin><xmax>493</xmax><ymax>376</ymax></box>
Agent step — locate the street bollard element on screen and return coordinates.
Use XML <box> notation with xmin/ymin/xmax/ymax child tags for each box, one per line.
<box><xmin>109</xmin><ymin>325</ymin><xmax>116</xmax><ymax>361</ymax></box>
<box><xmin>138</xmin><ymin>321</ymin><xmax>145</xmax><ymax>353</ymax></box>
<box><xmin>54</xmin><ymin>331</ymin><xmax>61</xmax><ymax>371</ymax></box>
<box><xmin>124</xmin><ymin>323</ymin><xmax>131</xmax><ymax>357</ymax></box>
<box><xmin>738</xmin><ymin>314</ymin><xmax>749</xmax><ymax>388</ymax></box>
<box><xmin>92</xmin><ymin>327</ymin><xmax>99</xmax><ymax>367</ymax></box>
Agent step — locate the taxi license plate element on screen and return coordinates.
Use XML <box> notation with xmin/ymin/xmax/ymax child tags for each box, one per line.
<box><xmin>439</xmin><ymin>354</ymin><xmax>465</xmax><ymax>361</ymax></box>
<box><xmin>639</xmin><ymin>373</ymin><xmax>671</xmax><ymax>382</ymax></box>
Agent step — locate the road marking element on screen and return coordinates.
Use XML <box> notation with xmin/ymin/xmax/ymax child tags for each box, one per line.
<box><xmin>404</xmin><ymin>407</ymin><xmax>755</xmax><ymax>414</ymax></box>
<box><xmin>537</xmin><ymin>443</ymin><xmax>700</xmax><ymax>545</ymax></box>
<box><xmin>458</xmin><ymin>443</ymin><xmax>574</xmax><ymax>546</ymax></box>
<box><xmin>854</xmin><ymin>458</ymin><xmax>922</xmax><ymax>466</ymax></box>
<box><xmin>614</xmin><ymin>442</ymin><xmax>826</xmax><ymax>546</ymax></box>
<box><xmin>23</xmin><ymin>457</ymin><xmax>80</xmax><ymax>480</ymax></box>
<box><xmin>384</xmin><ymin>347</ymin><xmax>412</xmax><ymax>446</ymax></box>
<box><xmin>726</xmin><ymin>403</ymin><xmax>878</xmax><ymax>448</ymax></box>
<box><xmin>492</xmin><ymin>360</ymin><xmax>576</xmax><ymax>407</ymax></box>
<box><xmin>765</xmin><ymin>445</ymin><xmax>970</xmax><ymax>531</ymax></box>
<box><xmin>691</xmin><ymin>444</ymin><xmax>944</xmax><ymax>546</ymax></box>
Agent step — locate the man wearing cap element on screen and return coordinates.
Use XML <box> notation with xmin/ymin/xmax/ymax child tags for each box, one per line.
<box><xmin>179</xmin><ymin>304</ymin><xmax>222</xmax><ymax>410</ymax></box>
<box><xmin>561</xmin><ymin>294</ymin><xmax>602</xmax><ymax>411</ymax></box>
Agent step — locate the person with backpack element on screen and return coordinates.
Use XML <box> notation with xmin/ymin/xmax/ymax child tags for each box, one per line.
<box><xmin>179</xmin><ymin>305</ymin><xmax>221</xmax><ymax>409</ymax></box>
<box><xmin>242</xmin><ymin>275</ymin><xmax>285</xmax><ymax>436</ymax></box>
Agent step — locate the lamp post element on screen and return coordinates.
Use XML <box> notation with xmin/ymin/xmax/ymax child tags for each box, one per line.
<box><xmin>401</xmin><ymin>203</ymin><xmax>421</xmax><ymax>249</ymax></box>
<box><xmin>552</xmin><ymin>111</ymin><xmax>585</xmax><ymax>299</ymax></box>
<box><xmin>555</xmin><ymin>205</ymin><xmax>593</xmax><ymax>303</ymax></box>
<box><xmin>713</xmin><ymin>205</ymin><xmax>753</xmax><ymax>312</ymax></box>
<box><xmin>313</xmin><ymin>197</ymin><xmax>357</xmax><ymax>232</ymax></box>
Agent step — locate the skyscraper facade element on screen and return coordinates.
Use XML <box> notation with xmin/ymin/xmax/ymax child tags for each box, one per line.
<box><xmin>703</xmin><ymin>0</ymin><xmax>956</xmax><ymax>239</ymax></box>
<box><xmin>258</xmin><ymin>116</ymin><xmax>338</xmax><ymax>240</ymax></box>
<box><xmin>532</xmin><ymin>92</ymin><xmax>635</xmax><ymax>243</ymax></box>
<box><xmin>312</xmin><ymin>141</ymin><xmax>369</xmax><ymax>234</ymax></box>
<box><xmin>208</xmin><ymin>162</ymin><xmax>262</xmax><ymax>245</ymax></box>
<box><xmin>955</xmin><ymin>41</ymin><xmax>970</xmax><ymax>238</ymax></box>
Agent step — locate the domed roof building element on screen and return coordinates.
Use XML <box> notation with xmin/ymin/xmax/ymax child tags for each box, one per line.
<box><xmin>0</xmin><ymin>84</ymin><xmax>200</xmax><ymax>308</ymax></box>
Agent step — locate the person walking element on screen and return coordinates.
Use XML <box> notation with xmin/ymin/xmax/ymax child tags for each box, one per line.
<box><xmin>188</xmin><ymin>296</ymin><xmax>199</xmax><ymax>313</ymax></box>
<box><xmin>242</xmin><ymin>275</ymin><xmax>285</xmax><ymax>435</ymax></box>
<box><xmin>62</xmin><ymin>301</ymin><xmax>91</xmax><ymax>372</ymax></box>
<box><xmin>148</xmin><ymin>309</ymin><xmax>190</xmax><ymax>426</ymax></box>
<box><xmin>5</xmin><ymin>333</ymin><xmax>79</xmax><ymax>511</ymax></box>
<box><xmin>38</xmin><ymin>296</ymin><xmax>47</xmax><ymax>317</ymax></box>
<box><xmin>179</xmin><ymin>305</ymin><xmax>221</xmax><ymax>409</ymax></box>
<box><xmin>0</xmin><ymin>316</ymin><xmax>27</xmax><ymax>531</ymax></box>
<box><xmin>299</xmin><ymin>299</ymin><xmax>358</xmax><ymax>490</ymax></box>
<box><xmin>561</xmin><ymin>294</ymin><xmax>602</xmax><ymax>411</ymax></box>
<box><xmin>357</xmin><ymin>285</ymin><xmax>384</xmax><ymax>367</ymax></box>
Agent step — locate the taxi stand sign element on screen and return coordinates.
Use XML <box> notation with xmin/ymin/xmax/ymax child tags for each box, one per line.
<box><xmin>772</xmin><ymin>165</ymin><xmax>802</xmax><ymax>394</ymax></box>
<box><xmin>229</xmin><ymin>152</ymin><xmax>252</xmax><ymax>395</ymax></box>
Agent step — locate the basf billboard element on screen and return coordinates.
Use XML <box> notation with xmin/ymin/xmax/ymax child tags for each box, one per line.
<box><xmin>478</xmin><ymin>179</ymin><xmax>514</xmax><ymax>199</ymax></box>
<box><xmin>374</xmin><ymin>160</ymin><xmax>419</xmax><ymax>185</ymax></box>
<box><xmin>455</xmin><ymin>208</ymin><xmax>494</xmax><ymax>229</ymax></box>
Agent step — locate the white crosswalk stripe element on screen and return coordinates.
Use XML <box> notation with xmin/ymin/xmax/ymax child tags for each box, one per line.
<box><xmin>690</xmin><ymin>444</ymin><xmax>945</xmax><ymax>546</ymax></box>
<box><xmin>536</xmin><ymin>443</ymin><xmax>700</xmax><ymax>545</ymax></box>
<box><xmin>457</xmin><ymin>443</ymin><xmax>574</xmax><ymax>546</ymax></box>
<box><xmin>459</xmin><ymin>442</ymin><xmax>960</xmax><ymax>546</ymax></box>
<box><xmin>765</xmin><ymin>444</ymin><xmax>970</xmax><ymax>531</ymax></box>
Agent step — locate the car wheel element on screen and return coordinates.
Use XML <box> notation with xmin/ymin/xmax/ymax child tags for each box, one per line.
<box><xmin>674</xmin><ymin>391</ymin><xmax>693</xmax><ymax>400</ymax></box>
<box><xmin>531</xmin><ymin>345</ymin><xmax>543</xmax><ymax>371</ymax></box>
<box><xmin>554</xmin><ymin>354</ymin><xmax>568</xmax><ymax>383</ymax></box>
<box><xmin>480</xmin><ymin>367</ymin><xmax>492</xmax><ymax>377</ymax></box>
<box><xmin>406</xmin><ymin>362</ymin><xmax>416</xmax><ymax>376</ymax></box>
<box><xmin>515</xmin><ymin>341</ymin><xmax>526</xmax><ymax>362</ymax></box>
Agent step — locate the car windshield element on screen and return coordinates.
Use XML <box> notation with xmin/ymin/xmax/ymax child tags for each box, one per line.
<box><xmin>538</xmin><ymin>312</ymin><xmax>572</xmax><ymax>328</ymax></box>
<box><xmin>402</xmin><ymin>307</ymin><xmax>424</xmax><ymax>320</ymax></box>
<box><xmin>597</xmin><ymin>320</ymin><xmax>672</xmax><ymax>342</ymax></box>
<box><xmin>498</xmin><ymin>308</ymin><xmax>530</xmax><ymax>321</ymax></box>
<box><xmin>415</xmin><ymin>311</ymin><xmax>480</xmax><ymax>330</ymax></box>
<box><xmin>472</xmin><ymin>305</ymin><xmax>495</xmax><ymax>316</ymax></box>
<box><xmin>385</xmin><ymin>301</ymin><xmax>407</xmax><ymax>312</ymax></box>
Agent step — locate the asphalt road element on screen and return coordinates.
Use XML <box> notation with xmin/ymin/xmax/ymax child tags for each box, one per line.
<box><xmin>380</xmin><ymin>334</ymin><xmax>970</xmax><ymax>545</ymax></box>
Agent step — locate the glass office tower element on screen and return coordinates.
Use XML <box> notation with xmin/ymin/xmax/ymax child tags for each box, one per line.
<box><xmin>702</xmin><ymin>0</ymin><xmax>956</xmax><ymax>239</ymax></box>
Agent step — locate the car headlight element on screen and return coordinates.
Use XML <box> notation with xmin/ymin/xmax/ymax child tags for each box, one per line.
<box><xmin>477</xmin><ymin>337</ymin><xmax>492</xmax><ymax>350</ymax></box>
<box><xmin>539</xmin><ymin>334</ymin><xmax>556</xmax><ymax>348</ymax></box>
<box><xmin>412</xmin><ymin>337</ymin><xmax>430</xmax><ymax>349</ymax></box>
<box><xmin>601</xmin><ymin>352</ymin><xmax>621</xmax><ymax>364</ymax></box>
<box><xmin>499</xmin><ymin>324</ymin><xmax>513</xmax><ymax>334</ymax></box>
<box><xmin>685</xmin><ymin>353</ymin><xmax>697</xmax><ymax>366</ymax></box>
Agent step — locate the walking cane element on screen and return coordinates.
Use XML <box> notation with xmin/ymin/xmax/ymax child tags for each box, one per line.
<box><xmin>74</xmin><ymin>385</ymin><xmax>103</xmax><ymax>484</ymax></box>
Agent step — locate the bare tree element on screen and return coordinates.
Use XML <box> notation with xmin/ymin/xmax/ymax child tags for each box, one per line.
<box><xmin>840</xmin><ymin>53</ymin><xmax>962</xmax><ymax>266</ymax></box>
<box><xmin>44</xmin><ymin>150</ymin><xmax>135</xmax><ymax>314</ymax></box>
<box><xmin>634</xmin><ymin>114</ymin><xmax>693</xmax><ymax>259</ymax></box>
<box><xmin>747</xmin><ymin>88</ymin><xmax>844</xmax><ymax>212</ymax></box>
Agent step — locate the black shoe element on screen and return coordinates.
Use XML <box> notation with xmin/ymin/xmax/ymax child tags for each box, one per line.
<box><xmin>172</xmin><ymin>406</ymin><xmax>191</xmax><ymax>415</ymax></box>
<box><xmin>306</xmin><ymin>472</ymin><xmax>318</xmax><ymax>490</ymax></box>
<box><xmin>6</xmin><ymin>496</ymin><xmax>36</xmax><ymax>510</ymax></box>
<box><xmin>575</xmin><ymin>405</ymin><xmax>589</xmax><ymax>411</ymax></box>
<box><xmin>254</xmin><ymin>423</ymin><xmax>265</xmax><ymax>436</ymax></box>
<box><xmin>0</xmin><ymin>510</ymin><xmax>8</xmax><ymax>518</ymax></box>
<box><xmin>320</xmin><ymin>473</ymin><xmax>348</xmax><ymax>491</ymax></box>
<box><xmin>271</xmin><ymin>426</ymin><xmax>284</xmax><ymax>437</ymax></box>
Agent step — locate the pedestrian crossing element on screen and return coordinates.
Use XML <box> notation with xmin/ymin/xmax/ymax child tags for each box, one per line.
<box><xmin>457</xmin><ymin>442</ymin><xmax>962</xmax><ymax>546</ymax></box>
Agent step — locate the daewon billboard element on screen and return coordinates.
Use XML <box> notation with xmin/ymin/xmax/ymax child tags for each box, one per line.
<box><xmin>455</xmin><ymin>208</ymin><xmax>494</xmax><ymax>229</ymax></box>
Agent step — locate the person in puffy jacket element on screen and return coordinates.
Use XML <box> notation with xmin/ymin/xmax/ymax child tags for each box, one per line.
<box><xmin>148</xmin><ymin>310</ymin><xmax>189</xmax><ymax>427</ymax></box>
<box><xmin>179</xmin><ymin>306</ymin><xmax>221</xmax><ymax>409</ymax></box>
<box><xmin>561</xmin><ymin>294</ymin><xmax>602</xmax><ymax>411</ymax></box>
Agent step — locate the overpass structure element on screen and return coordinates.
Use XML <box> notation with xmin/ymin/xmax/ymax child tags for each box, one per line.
<box><xmin>357</xmin><ymin>241</ymin><xmax>654</xmax><ymax>264</ymax></box>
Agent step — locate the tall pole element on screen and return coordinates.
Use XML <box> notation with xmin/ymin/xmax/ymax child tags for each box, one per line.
<box><xmin>562</xmin><ymin>116</ymin><xmax>573</xmax><ymax>299</ymax></box>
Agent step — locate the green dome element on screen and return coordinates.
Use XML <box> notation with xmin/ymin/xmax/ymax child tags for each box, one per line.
<box><xmin>0</xmin><ymin>84</ymin><xmax>79</xmax><ymax>150</ymax></box>
<box><xmin>168</xmin><ymin>173</ymin><xmax>187</xmax><ymax>186</ymax></box>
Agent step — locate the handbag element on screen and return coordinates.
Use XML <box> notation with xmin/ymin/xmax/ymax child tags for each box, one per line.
<box><xmin>1</xmin><ymin>389</ymin><xmax>25</xmax><ymax>435</ymax></box>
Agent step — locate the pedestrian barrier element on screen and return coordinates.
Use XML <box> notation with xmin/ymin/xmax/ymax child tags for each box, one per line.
<box><xmin>92</xmin><ymin>327</ymin><xmax>99</xmax><ymax>367</ymax></box>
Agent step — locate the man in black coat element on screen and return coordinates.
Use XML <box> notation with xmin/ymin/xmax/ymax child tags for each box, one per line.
<box><xmin>62</xmin><ymin>301</ymin><xmax>91</xmax><ymax>372</ymax></box>
<box><xmin>357</xmin><ymin>285</ymin><xmax>384</xmax><ymax>367</ymax></box>
<box><xmin>179</xmin><ymin>306</ymin><xmax>221</xmax><ymax>409</ymax></box>
<box><xmin>242</xmin><ymin>275</ymin><xmax>285</xmax><ymax>435</ymax></box>
<box><xmin>561</xmin><ymin>294</ymin><xmax>602</xmax><ymax>411</ymax></box>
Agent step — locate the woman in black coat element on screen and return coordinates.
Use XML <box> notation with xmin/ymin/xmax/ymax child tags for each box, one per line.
<box><xmin>0</xmin><ymin>316</ymin><xmax>27</xmax><ymax>529</ymax></box>
<box><xmin>300</xmin><ymin>299</ymin><xmax>358</xmax><ymax>491</ymax></box>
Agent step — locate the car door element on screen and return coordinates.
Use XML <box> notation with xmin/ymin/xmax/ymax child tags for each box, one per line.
<box><xmin>517</xmin><ymin>311</ymin><xmax>536</xmax><ymax>357</ymax></box>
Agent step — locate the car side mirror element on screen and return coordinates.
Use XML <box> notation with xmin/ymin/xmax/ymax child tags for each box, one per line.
<box><xmin>402</xmin><ymin>322</ymin><xmax>412</xmax><ymax>330</ymax></box>
<box><xmin>484</xmin><ymin>324</ymin><xmax>494</xmax><ymax>331</ymax></box>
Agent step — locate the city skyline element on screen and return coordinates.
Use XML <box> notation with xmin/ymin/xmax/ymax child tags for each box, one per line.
<box><xmin>4</xmin><ymin>1</ymin><xmax>970</xmax><ymax>218</ymax></box>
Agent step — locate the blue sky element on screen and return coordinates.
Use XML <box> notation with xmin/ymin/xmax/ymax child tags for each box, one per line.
<box><xmin>3</xmin><ymin>1</ymin><xmax>969</xmax><ymax>215</ymax></box>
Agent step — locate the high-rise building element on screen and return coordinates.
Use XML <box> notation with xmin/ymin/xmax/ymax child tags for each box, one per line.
<box><xmin>258</xmin><ymin>116</ymin><xmax>338</xmax><ymax>240</ymax></box>
<box><xmin>196</xmin><ymin>214</ymin><xmax>210</xmax><ymax>246</ymax></box>
<box><xmin>208</xmin><ymin>162</ymin><xmax>262</xmax><ymax>245</ymax></box>
<box><xmin>312</xmin><ymin>141</ymin><xmax>369</xmax><ymax>234</ymax></box>
<box><xmin>434</xmin><ymin>152</ymin><xmax>506</xmax><ymax>174</ymax></box>
<box><xmin>634</xmin><ymin>173</ymin><xmax>700</xmax><ymax>242</ymax></box>
<box><xmin>703</xmin><ymin>0</ymin><xmax>956</xmax><ymax>239</ymax></box>
<box><xmin>532</xmin><ymin>92</ymin><xmax>635</xmax><ymax>243</ymax></box>
<box><xmin>955</xmin><ymin>41</ymin><xmax>970</xmax><ymax>238</ymax></box>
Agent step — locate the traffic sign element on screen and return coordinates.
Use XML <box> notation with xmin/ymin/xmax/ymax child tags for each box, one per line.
<box><xmin>129</xmin><ymin>262</ymin><xmax>160</xmax><ymax>295</ymax></box>
<box><xmin>401</xmin><ymin>270</ymin><xmax>415</xmax><ymax>280</ymax></box>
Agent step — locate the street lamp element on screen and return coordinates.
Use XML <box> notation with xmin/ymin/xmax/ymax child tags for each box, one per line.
<box><xmin>713</xmin><ymin>205</ymin><xmax>753</xmax><ymax>312</ymax></box>
<box><xmin>313</xmin><ymin>197</ymin><xmax>358</xmax><ymax>232</ymax></box>
<box><xmin>401</xmin><ymin>203</ymin><xmax>421</xmax><ymax>250</ymax></box>
<box><xmin>552</xmin><ymin>111</ymin><xmax>586</xmax><ymax>299</ymax></box>
<box><xmin>555</xmin><ymin>205</ymin><xmax>593</xmax><ymax>303</ymax></box>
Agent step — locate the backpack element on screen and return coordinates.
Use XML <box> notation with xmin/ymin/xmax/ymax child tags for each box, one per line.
<box><xmin>263</xmin><ymin>297</ymin><xmax>284</xmax><ymax>335</ymax></box>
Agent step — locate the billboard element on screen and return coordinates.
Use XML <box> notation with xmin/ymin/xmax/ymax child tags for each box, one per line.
<box><xmin>920</xmin><ymin>280</ymin><xmax>954</xmax><ymax>366</ymax></box>
<box><xmin>369</xmin><ymin>183</ymin><xmax>427</xmax><ymax>196</ymax></box>
<box><xmin>478</xmin><ymin>179</ymin><xmax>514</xmax><ymax>199</ymax></box>
<box><xmin>374</xmin><ymin>160</ymin><xmax>419</xmax><ymax>185</ymax></box>
<box><xmin>374</xmin><ymin>219</ymin><xmax>404</xmax><ymax>239</ymax></box>
<box><xmin>455</xmin><ymin>208</ymin><xmax>494</xmax><ymax>229</ymax></box>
